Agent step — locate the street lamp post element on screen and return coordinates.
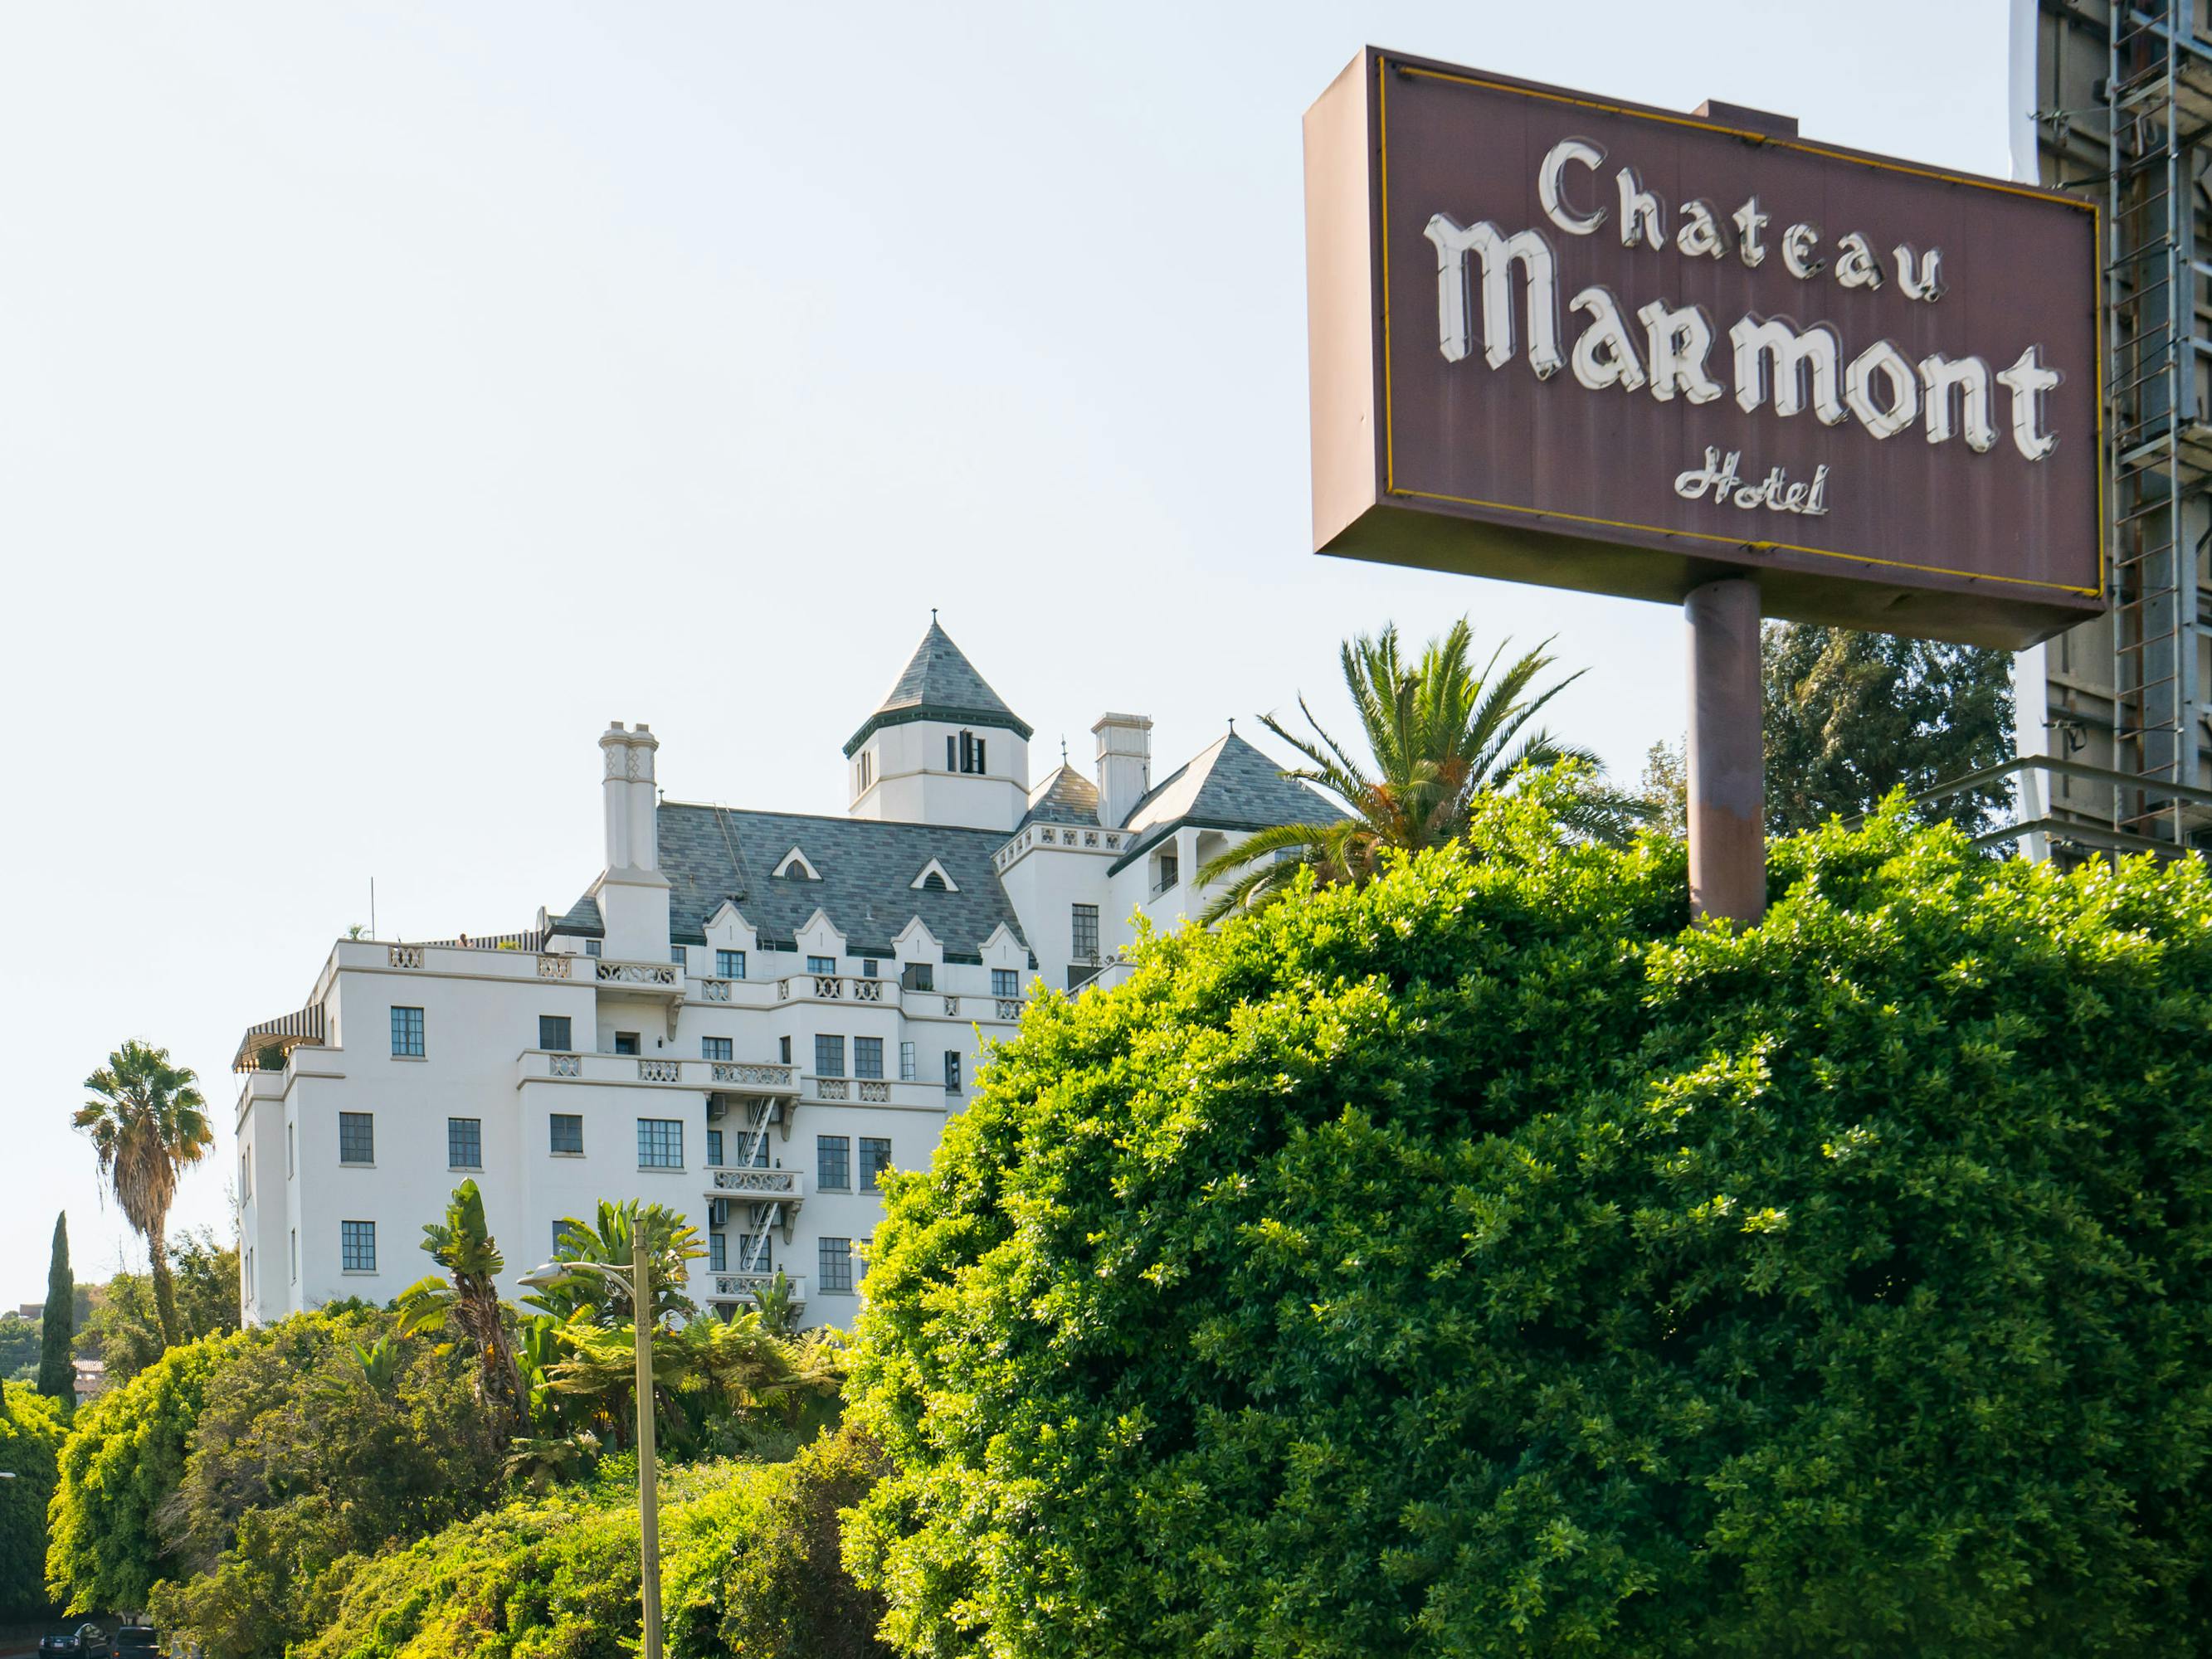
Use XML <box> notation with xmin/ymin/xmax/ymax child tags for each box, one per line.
<box><xmin>519</xmin><ymin>1253</ymin><xmax>660</xmax><ymax>1659</ymax></box>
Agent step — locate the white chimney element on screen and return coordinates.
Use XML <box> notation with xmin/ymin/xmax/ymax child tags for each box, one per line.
<box><xmin>599</xmin><ymin>722</ymin><xmax>633</xmax><ymax>869</ymax></box>
<box><xmin>1093</xmin><ymin>713</ymin><xmax>1152</xmax><ymax>830</ymax></box>
<box><xmin>593</xmin><ymin>722</ymin><xmax>671</xmax><ymax>961</ymax></box>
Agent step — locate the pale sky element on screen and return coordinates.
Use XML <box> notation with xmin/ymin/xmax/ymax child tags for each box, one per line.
<box><xmin>0</xmin><ymin>2</ymin><xmax>2015</xmax><ymax>1306</ymax></box>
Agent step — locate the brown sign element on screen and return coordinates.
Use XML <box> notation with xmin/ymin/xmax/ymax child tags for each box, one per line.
<box><xmin>1304</xmin><ymin>49</ymin><xmax>2102</xmax><ymax>649</ymax></box>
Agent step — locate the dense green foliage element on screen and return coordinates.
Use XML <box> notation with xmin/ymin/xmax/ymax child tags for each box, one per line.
<box><xmin>47</xmin><ymin>1330</ymin><xmax>233</xmax><ymax>1611</ymax></box>
<box><xmin>37</xmin><ymin>1214</ymin><xmax>73</xmax><ymax>1403</ymax></box>
<box><xmin>850</xmin><ymin>798</ymin><xmax>2212</xmax><ymax>1656</ymax></box>
<box><xmin>78</xmin><ymin>1228</ymin><xmax>241</xmax><ymax>1385</ymax></box>
<box><xmin>1762</xmin><ymin>622</ymin><xmax>2015</xmax><ymax>834</ymax></box>
<box><xmin>0</xmin><ymin>1383</ymin><xmax>66</xmax><ymax>1613</ymax></box>
<box><xmin>0</xmin><ymin>1316</ymin><xmax>40</xmax><ymax>1384</ymax></box>
<box><xmin>149</xmin><ymin>1308</ymin><xmax>505</xmax><ymax>1655</ymax></box>
<box><xmin>301</xmin><ymin>1425</ymin><xmax>889</xmax><ymax>1659</ymax></box>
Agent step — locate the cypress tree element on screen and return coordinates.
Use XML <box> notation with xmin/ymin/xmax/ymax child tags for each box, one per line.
<box><xmin>37</xmin><ymin>1212</ymin><xmax>73</xmax><ymax>1404</ymax></box>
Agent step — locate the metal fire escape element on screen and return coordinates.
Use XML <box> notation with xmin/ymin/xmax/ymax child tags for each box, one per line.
<box><xmin>2106</xmin><ymin>2</ymin><xmax>2209</xmax><ymax>845</ymax></box>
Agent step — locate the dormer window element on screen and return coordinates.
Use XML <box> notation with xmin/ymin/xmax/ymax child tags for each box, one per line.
<box><xmin>948</xmin><ymin>731</ymin><xmax>987</xmax><ymax>775</ymax></box>
<box><xmin>910</xmin><ymin>858</ymin><xmax>959</xmax><ymax>893</ymax></box>
<box><xmin>774</xmin><ymin>847</ymin><xmax>821</xmax><ymax>881</ymax></box>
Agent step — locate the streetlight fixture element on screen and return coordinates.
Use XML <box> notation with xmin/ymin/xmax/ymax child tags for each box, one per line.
<box><xmin>519</xmin><ymin>1253</ymin><xmax>661</xmax><ymax>1659</ymax></box>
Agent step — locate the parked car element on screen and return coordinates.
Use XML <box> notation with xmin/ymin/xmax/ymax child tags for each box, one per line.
<box><xmin>41</xmin><ymin>1627</ymin><xmax>111</xmax><ymax>1659</ymax></box>
<box><xmin>112</xmin><ymin>1628</ymin><xmax>158</xmax><ymax>1658</ymax></box>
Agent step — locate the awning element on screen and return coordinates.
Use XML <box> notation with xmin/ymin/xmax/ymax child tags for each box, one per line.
<box><xmin>233</xmin><ymin>1005</ymin><xmax>325</xmax><ymax>1073</ymax></box>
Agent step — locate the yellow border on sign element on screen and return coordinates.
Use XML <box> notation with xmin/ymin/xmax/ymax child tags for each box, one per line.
<box><xmin>1376</xmin><ymin>56</ymin><xmax>2105</xmax><ymax>601</ymax></box>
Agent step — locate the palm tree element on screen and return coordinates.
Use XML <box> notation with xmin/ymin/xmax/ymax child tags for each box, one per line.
<box><xmin>395</xmin><ymin>1180</ymin><xmax>528</xmax><ymax>1435</ymax></box>
<box><xmin>526</xmin><ymin>1199</ymin><xmax>702</xmax><ymax>1327</ymax></box>
<box><xmin>1198</xmin><ymin>621</ymin><xmax>1642</xmax><ymax>920</ymax></box>
<box><xmin>76</xmin><ymin>1040</ymin><xmax>214</xmax><ymax>1349</ymax></box>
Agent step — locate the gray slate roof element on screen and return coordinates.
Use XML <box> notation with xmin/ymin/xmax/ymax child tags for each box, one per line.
<box><xmin>844</xmin><ymin>621</ymin><xmax>1033</xmax><ymax>755</ymax></box>
<box><xmin>556</xmin><ymin>803</ymin><xmax>1029</xmax><ymax>961</ymax></box>
<box><xmin>1019</xmin><ymin>765</ymin><xmax>1101</xmax><ymax>829</ymax></box>
<box><xmin>1110</xmin><ymin>732</ymin><xmax>1328</xmax><ymax>869</ymax></box>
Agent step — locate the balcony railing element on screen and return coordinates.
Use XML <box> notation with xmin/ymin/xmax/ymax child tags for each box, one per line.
<box><xmin>596</xmin><ymin>959</ymin><xmax>680</xmax><ymax>988</ymax></box>
<box><xmin>638</xmin><ymin>1058</ymin><xmax>682</xmax><ymax>1082</ymax></box>
<box><xmin>550</xmin><ymin>1053</ymin><xmax>582</xmax><ymax>1078</ymax></box>
<box><xmin>710</xmin><ymin>1061</ymin><xmax>796</xmax><ymax>1092</ymax></box>
<box><xmin>709</xmin><ymin>1168</ymin><xmax>805</xmax><ymax>1199</ymax></box>
<box><xmin>995</xmin><ymin>998</ymin><xmax>1021</xmax><ymax>1021</ymax></box>
<box><xmin>711</xmin><ymin>1272</ymin><xmax>807</xmax><ymax>1303</ymax></box>
<box><xmin>777</xmin><ymin>973</ymin><xmax>889</xmax><ymax>1004</ymax></box>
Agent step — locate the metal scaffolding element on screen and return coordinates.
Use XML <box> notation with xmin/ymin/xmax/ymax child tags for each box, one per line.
<box><xmin>2018</xmin><ymin>0</ymin><xmax>2212</xmax><ymax>858</ymax></box>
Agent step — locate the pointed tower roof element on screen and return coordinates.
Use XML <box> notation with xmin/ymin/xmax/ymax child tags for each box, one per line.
<box><xmin>843</xmin><ymin>620</ymin><xmax>1033</xmax><ymax>756</ymax></box>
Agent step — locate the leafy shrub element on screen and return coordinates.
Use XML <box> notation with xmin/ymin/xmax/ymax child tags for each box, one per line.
<box><xmin>848</xmin><ymin>801</ymin><xmax>2212</xmax><ymax>1657</ymax></box>
<box><xmin>302</xmin><ymin>1424</ymin><xmax>890</xmax><ymax>1659</ymax></box>
<box><xmin>149</xmin><ymin>1308</ymin><xmax>504</xmax><ymax>1657</ymax></box>
<box><xmin>47</xmin><ymin>1330</ymin><xmax>235</xmax><ymax>1612</ymax></box>
<box><xmin>0</xmin><ymin>1384</ymin><xmax>66</xmax><ymax>1613</ymax></box>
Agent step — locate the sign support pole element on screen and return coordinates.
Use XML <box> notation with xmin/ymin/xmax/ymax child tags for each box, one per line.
<box><xmin>1685</xmin><ymin>577</ymin><xmax>1765</xmax><ymax>925</ymax></box>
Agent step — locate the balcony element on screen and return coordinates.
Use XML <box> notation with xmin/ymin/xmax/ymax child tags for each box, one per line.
<box><xmin>518</xmin><ymin>1050</ymin><xmax>783</xmax><ymax>1090</ymax></box>
<box><xmin>709</xmin><ymin>1060</ymin><xmax>797</xmax><ymax>1094</ymax></box>
<box><xmin>706</xmin><ymin>1167</ymin><xmax>806</xmax><ymax>1201</ymax></box>
<box><xmin>801</xmin><ymin>1074</ymin><xmax>949</xmax><ymax>1111</ymax></box>
<box><xmin>776</xmin><ymin>974</ymin><xmax>889</xmax><ymax>1005</ymax></box>
<box><xmin>709</xmin><ymin>1271</ymin><xmax>807</xmax><ymax>1306</ymax></box>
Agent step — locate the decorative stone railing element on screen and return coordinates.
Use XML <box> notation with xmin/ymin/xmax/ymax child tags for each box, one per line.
<box><xmin>597</xmin><ymin>960</ymin><xmax>679</xmax><ymax>987</ymax></box>
<box><xmin>709</xmin><ymin>1168</ymin><xmax>803</xmax><ymax>1198</ymax></box>
<box><xmin>638</xmin><ymin>1058</ymin><xmax>683</xmax><ymax>1082</ymax></box>
<box><xmin>996</xmin><ymin>998</ymin><xmax>1022</xmax><ymax>1021</ymax></box>
<box><xmin>943</xmin><ymin>995</ymin><xmax>960</xmax><ymax>1016</ymax></box>
<box><xmin>858</xmin><ymin>1080</ymin><xmax>889</xmax><ymax>1102</ymax></box>
<box><xmin>388</xmin><ymin>945</ymin><xmax>423</xmax><ymax>968</ymax></box>
<box><xmin>700</xmin><ymin>978</ymin><xmax>733</xmax><ymax>1001</ymax></box>
<box><xmin>712</xmin><ymin>1272</ymin><xmax>806</xmax><ymax>1302</ymax></box>
<box><xmin>550</xmin><ymin>1053</ymin><xmax>582</xmax><ymax>1078</ymax></box>
<box><xmin>711</xmin><ymin>1062</ymin><xmax>794</xmax><ymax>1090</ymax></box>
<box><xmin>816</xmin><ymin>1078</ymin><xmax>850</xmax><ymax>1101</ymax></box>
<box><xmin>538</xmin><ymin>955</ymin><xmax>572</xmax><ymax>980</ymax></box>
<box><xmin>855</xmin><ymin>979</ymin><xmax>884</xmax><ymax>1002</ymax></box>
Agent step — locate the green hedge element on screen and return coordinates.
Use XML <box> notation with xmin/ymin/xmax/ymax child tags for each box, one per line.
<box><xmin>0</xmin><ymin>1383</ymin><xmax>66</xmax><ymax>1613</ymax></box>
<box><xmin>848</xmin><ymin>802</ymin><xmax>2212</xmax><ymax>1656</ymax></box>
<box><xmin>303</xmin><ymin>1424</ymin><xmax>889</xmax><ymax>1659</ymax></box>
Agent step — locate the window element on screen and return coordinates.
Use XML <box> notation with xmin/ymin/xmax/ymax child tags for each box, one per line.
<box><xmin>1153</xmin><ymin>849</ymin><xmax>1180</xmax><ymax>896</ymax></box>
<box><xmin>919</xmin><ymin>868</ymin><xmax>949</xmax><ymax>892</ymax></box>
<box><xmin>862</xmin><ymin>958</ymin><xmax>878</xmax><ymax>978</ymax></box>
<box><xmin>637</xmin><ymin>1118</ymin><xmax>684</xmax><ymax>1169</ymax></box>
<box><xmin>554</xmin><ymin>1220</ymin><xmax>574</xmax><ymax>1257</ymax></box>
<box><xmin>860</xmin><ymin>1136</ymin><xmax>892</xmax><ymax>1192</ymax></box>
<box><xmin>992</xmin><ymin>969</ymin><xmax>1019</xmax><ymax>998</ymax></box>
<box><xmin>819</xmin><ymin>1236</ymin><xmax>855</xmax><ymax>1293</ymax></box>
<box><xmin>951</xmin><ymin>730</ymin><xmax>987</xmax><ymax>775</ymax></box>
<box><xmin>709</xmin><ymin>1233</ymin><xmax>728</xmax><ymax>1272</ymax></box>
<box><xmin>855</xmin><ymin>1038</ymin><xmax>884</xmax><ymax>1080</ymax></box>
<box><xmin>716</xmin><ymin>950</ymin><xmax>747</xmax><ymax>980</ymax></box>
<box><xmin>818</xmin><ymin>1135</ymin><xmax>851</xmax><ymax>1190</ymax></box>
<box><xmin>241</xmin><ymin>1149</ymin><xmax>251</xmax><ymax>1201</ymax></box>
<box><xmin>899</xmin><ymin>1041</ymin><xmax>917</xmax><ymax>1082</ymax></box>
<box><xmin>448</xmin><ymin>1117</ymin><xmax>483</xmax><ymax>1169</ymax></box>
<box><xmin>286</xmin><ymin>1121</ymin><xmax>295</xmax><ymax>1179</ymax></box>
<box><xmin>807</xmin><ymin>956</ymin><xmax>836</xmax><ymax>975</ymax></box>
<box><xmin>289</xmin><ymin>1228</ymin><xmax>297</xmax><ymax>1282</ymax></box>
<box><xmin>539</xmin><ymin>1014</ymin><xmax>573</xmax><ymax>1052</ymax></box>
<box><xmin>245</xmin><ymin>1248</ymin><xmax>253</xmax><ymax>1299</ymax></box>
<box><xmin>816</xmin><ymin>1034</ymin><xmax>845</xmax><ymax>1077</ymax></box>
<box><xmin>615</xmin><ymin>1032</ymin><xmax>641</xmax><ymax>1056</ymax></box>
<box><xmin>779</xmin><ymin>1035</ymin><xmax>792</xmax><ymax>1063</ymax></box>
<box><xmin>901</xmin><ymin>962</ymin><xmax>934</xmax><ymax>991</ymax></box>
<box><xmin>944</xmin><ymin>1051</ymin><xmax>962</xmax><ymax>1095</ymax></box>
<box><xmin>670</xmin><ymin>944</ymin><xmax>688</xmax><ymax>968</ymax></box>
<box><xmin>856</xmin><ymin>752</ymin><xmax>875</xmax><ymax>795</ymax></box>
<box><xmin>1071</xmin><ymin>904</ymin><xmax>1099</xmax><ymax>961</ymax></box>
<box><xmin>703</xmin><ymin>1036</ymin><xmax>733</xmax><ymax>1061</ymax></box>
<box><xmin>707</xmin><ymin>1128</ymin><xmax>724</xmax><ymax>1166</ymax></box>
<box><xmin>550</xmin><ymin>1113</ymin><xmax>583</xmax><ymax>1155</ymax></box>
<box><xmin>339</xmin><ymin>1112</ymin><xmax>375</xmax><ymax>1165</ymax></box>
<box><xmin>585</xmin><ymin>940</ymin><xmax>602</xmax><ymax>958</ymax></box>
<box><xmin>341</xmin><ymin>1221</ymin><xmax>376</xmax><ymax>1273</ymax></box>
<box><xmin>391</xmin><ymin>1006</ymin><xmax>425</xmax><ymax>1057</ymax></box>
<box><xmin>740</xmin><ymin>1233</ymin><xmax>773</xmax><ymax>1272</ymax></box>
<box><xmin>857</xmin><ymin>1238</ymin><xmax>871</xmax><ymax>1286</ymax></box>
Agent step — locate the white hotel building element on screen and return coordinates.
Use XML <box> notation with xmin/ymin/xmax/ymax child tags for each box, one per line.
<box><xmin>234</xmin><ymin>622</ymin><xmax>1319</xmax><ymax>1327</ymax></box>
